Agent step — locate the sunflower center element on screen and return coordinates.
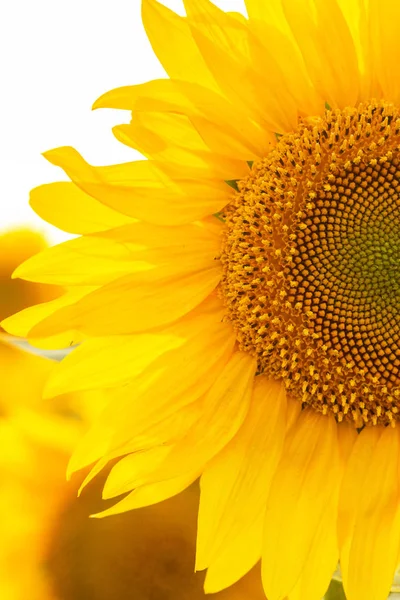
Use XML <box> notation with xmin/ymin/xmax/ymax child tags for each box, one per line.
<box><xmin>221</xmin><ymin>101</ymin><xmax>400</xmax><ymax>427</ymax></box>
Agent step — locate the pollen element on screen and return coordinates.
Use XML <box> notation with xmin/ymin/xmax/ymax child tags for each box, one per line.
<box><xmin>221</xmin><ymin>101</ymin><xmax>400</xmax><ymax>427</ymax></box>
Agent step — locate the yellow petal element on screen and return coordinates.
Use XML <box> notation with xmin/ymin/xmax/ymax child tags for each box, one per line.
<box><xmin>204</xmin><ymin>512</ymin><xmax>264</xmax><ymax>593</ymax></box>
<box><xmin>287</xmin><ymin>482</ymin><xmax>339</xmax><ymax>600</ymax></box>
<box><xmin>67</xmin><ymin>419</ymin><xmax>114</xmax><ymax>479</ymax></box>
<box><xmin>1</xmin><ymin>288</ymin><xmax>92</xmax><ymax>349</ymax></box>
<box><xmin>111</xmin><ymin>351</ymin><xmax>256</xmax><ymax>487</ymax></box>
<box><xmin>13</xmin><ymin>236</ymin><xmax>140</xmax><ymax>287</ymax></box>
<box><xmin>43</xmin><ymin>334</ymin><xmax>183</xmax><ymax>397</ymax></box>
<box><xmin>29</xmin><ymin>261</ymin><xmax>221</xmax><ymax>337</ymax></box>
<box><xmin>227</xmin><ymin>11</ymin><xmax>247</xmax><ymax>24</ymax></box>
<box><xmin>337</xmin><ymin>420</ymin><xmax>358</xmax><ymax>468</ymax></box>
<box><xmin>94</xmin><ymin>79</ymin><xmax>272</xmax><ymax>158</ymax></box>
<box><xmin>196</xmin><ymin>378</ymin><xmax>286</xmax><ymax>573</ymax></box>
<box><xmin>93</xmin><ymin>473</ymin><xmax>199</xmax><ymax>516</ymax></box>
<box><xmin>106</xmin><ymin>311</ymin><xmax>235</xmax><ymax>443</ymax></box>
<box><xmin>262</xmin><ymin>411</ymin><xmax>340</xmax><ymax>600</ymax></box>
<box><xmin>79</xmin><ymin>445</ymin><xmax>173</xmax><ymax>498</ymax></box>
<box><xmin>282</xmin><ymin>0</ymin><xmax>360</xmax><ymax>108</ymax></box>
<box><xmin>30</xmin><ymin>181</ymin><xmax>133</xmax><ymax>234</ymax></box>
<box><xmin>101</xmin><ymin>404</ymin><xmax>201</xmax><ymax>499</ymax></box>
<box><xmin>340</xmin><ymin>425</ymin><xmax>400</xmax><ymax>600</ymax></box>
<box><xmin>141</xmin><ymin>0</ymin><xmax>218</xmax><ymax>91</ymax></box>
<box><xmin>69</xmin><ymin>401</ymin><xmax>200</xmax><ymax>485</ymax></box>
<box><xmin>43</xmin><ymin>146</ymin><xmax>232</xmax><ymax>225</ymax></box>
<box><xmin>67</xmin><ymin>296</ymin><xmax>236</xmax><ymax>474</ymax></box>
<box><xmin>338</xmin><ymin>426</ymin><xmax>382</xmax><ymax>587</ymax></box>
<box><xmin>102</xmin><ymin>447</ymin><xmax>171</xmax><ymax>496</ymax></box>
<box><xmin>244</xmin><ymin>0</ymin><xmax>287</xmax><ymax>26</ymax></box>
<box><xmin>13</xmin><ymin>220</ymin><xmax>222</xmax><ymax>286</ymax></box>
<box><xmin>185</xmin><ymin>0</ymin><xmax>297</xmax><ymax>132</ymax></box>
<box><xmin>369</xmin><ymin>0</ymin><xmax>400</xmax><ymax>102</ymax></box>
<box><xmin>188</xmin><ymin>115</ymin><xmax>273</xmax><ymax>162</ymax></box>
<box><xmin>336</xmin><ymin>0</ymin><xmax>375</xmax><ymax>100</ymax></box>
<box><xmin>113</xmin><ymin>112</ymin><xmax>249</xmax><ymax>179</ymax></box>
<box><xmin>43</xmin><ymin>292</ymin><xmax>228</xmax><ymax>397</ymax></box>
<box><xmin>248</xmin><ymin>19</ymin><xmax>322</xmax><ymax>117</ymax></box>
<box><xmin>285</xmin><ymin>394</ymin><xmax>302</xmax><ymax>432</ymax></box>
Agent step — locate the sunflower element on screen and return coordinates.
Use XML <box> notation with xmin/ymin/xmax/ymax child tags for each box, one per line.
<box><xmin>0</xmin><ymin>338</ymin><xmax>263</xmax><ymax>600</ymax></box>
<box><xmin>4</xmin><ymin>0</ymin><xmax>400</xmax><ymax>599</ymax></box>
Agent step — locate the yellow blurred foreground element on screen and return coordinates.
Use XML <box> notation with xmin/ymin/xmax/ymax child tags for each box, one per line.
<box><xmin>0</xmin><ymin>338</ymin><xmax>265</xmax><ymax>600</ymax></box>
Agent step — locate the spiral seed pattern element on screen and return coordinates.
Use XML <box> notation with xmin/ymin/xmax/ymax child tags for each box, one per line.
<box><xmin>221</xmin><ymin>102</ymin><xmax>400</xmax><ymax>426</ymax></box>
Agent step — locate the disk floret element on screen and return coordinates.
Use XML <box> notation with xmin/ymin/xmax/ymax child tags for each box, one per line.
<box><xmin>221</xmin><ymin>101</ymin><xmax>400</xmax><ymax>426</ymax></box>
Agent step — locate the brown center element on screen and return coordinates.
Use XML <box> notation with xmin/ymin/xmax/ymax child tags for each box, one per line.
<box><xmin>221</xmin><ymin>101</ymin><xmax>400</xmax><ymax>427</ymax></box>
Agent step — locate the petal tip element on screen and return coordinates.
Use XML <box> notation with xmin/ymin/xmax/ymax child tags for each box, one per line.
<box><xmin>92</xmin><ymin>94</ymin><xmax>106</xmax><ymax>111</ymax></box>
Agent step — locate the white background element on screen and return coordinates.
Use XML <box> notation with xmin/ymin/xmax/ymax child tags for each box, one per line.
<box><xmin>0</xmin><ymin>0</ymin><xmax>245</xmax><ymax>243</ymax></box>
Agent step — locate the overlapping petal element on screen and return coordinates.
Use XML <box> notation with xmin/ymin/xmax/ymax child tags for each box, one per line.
<box><xmin>43</xmin><ymin>147</ymin><xmax>233</xmax><ymax>225</ymax></box>
<box><xmin>30</xmin><ymin>181</ymin><xmax>134</xmax><ymax>234</ymax></box>
<box><xmin>95</xmin><ymin>79</ymin><xmax>273</xmax><ymax>159</ymax></box>
<box><xmin>196</xmin><ymin>378</ymin><xmax>286</xmax><ymax>573</ymax></box>
<box><xmin>339</xmin><ymin>425</ymin><xmax>400</xmax><ymax>600</ymax></box>
<box><xmin>261</xmin><ymin>410</ymin><xmax>340</xmax><ymax>600</ymax></box>
<box><xmin>13</xmin><ymin>220</ymin><xmax>222</xmax><ymax>287</ymax></box>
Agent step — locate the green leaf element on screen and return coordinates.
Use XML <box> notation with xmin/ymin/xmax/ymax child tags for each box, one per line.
<box><xmin>213</xmin><ymin>212</ymin><xmax>225</xmax><ymax>223</ymax></box>
<box><xmin>225</xmin><ymin>179</ymin><xmax>239</xmax><ymax>191</ymax></box>
<box><xmin>324</xmin><ymin>580</ymin><xmax>346</xmax><ymax>600</ymax></box>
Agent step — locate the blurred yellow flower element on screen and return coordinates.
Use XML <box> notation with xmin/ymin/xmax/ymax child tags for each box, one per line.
<box><xmin>5</xmin><ymin>1</ymin><xmax>400</xmax><ymax>599</ymax></box>
<box><xmin>0</xmin><ymin>339</ymin><xmax>264</xmax><ymax>600</ymax></box>
<box><xmin>0</xmin><ymin>229</ymin><xmax>60</xmax><ymax>325</ymax></box>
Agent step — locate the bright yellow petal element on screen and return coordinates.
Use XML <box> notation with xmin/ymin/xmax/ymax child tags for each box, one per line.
<box><xmin>287</xmin><ymin>487</ymin><xmax>339</xmax><ymax>600</ymax></box>
<box><xmin>93</xmin><ymin>473</ymin><xmax>199</xmax><ymax>516</ymax></box>
<box><xmin>67</xmin><ymin>418</ymin><xmax>113</xmax><ymax>479</ymax></box>
<box><xmin>13</xmin><ymin>220</ymin><xmax>222</xmax><ymax>287</ymax></box>
<box><xmin>2</xmin><ymin>288</ymin><xmax>93</xmax><ymax>349</ymax></box>
<box><xmin>184</xmin><ymin>0</ymin><xmax>298</xmax><ymax>132</ymax></box>
<box><xmin>288</xmin><ymin>421</ymin><xmax>358</xmax><ymax>600</ymax></box>
<box><xmin>141</xmin><ymin>0</ymin><xmax>218</xmax><ymax>91</ymax></box>
<box><xmin>338</xmin><ymin>426</ymin><xmax>382</xmax><ymax>588</ymax></box>
<box><xmin>73</xmin><ymin>350</ymin><xmax>252</xmax><ymax>493</ymax></box>
<box><xmin>337</xmin><ymin>420</ymin><xmax>358</xmax><ymax>468</ymax></box>
<box><xmin>196</xmin><ymin>378</ymin><xmax>286</xmax><ymax>573</ymax></box>
<box><xmin>94</xmin><ymin>79</ymin><xmax>273</xmax><ymax>159</ymax></box>
<box><xmin>204</xmin><ymin>512</ymin><xmax>264</xmax><ymax>593</ymax></box>
<box><xmin>369</xmin><ymin>0</ymin><xmax>400</xmax><ymax>102</ymax></box>
<box><xmin>340</xmin><ymin>425</ymin><xmax>400</xmax><ymax>600</ymax></box>
<box><xmin>248</xmin><ymin>19</ymin><xmax>322</xmax><ymax>117</ymax></box>
<box><xmin>336</xmin><ymin>0</ymin><xmax>376</xmax><ymax>100</ymax></box>
<box><xmin>13</xmin><ymin>235</ymin><xmax>141</xmax><ymax>287</ymax></box>
<box><xmin>285</xmin><ymin>394</ymin><xmax>302</xmax><ymax>432</ymax></box>
<box><xmin>262</xmin><ymin>410</ymin><xmax>340</xmax><ymax>600</ymax></box>
<box><xmin>30</xmin><ymin>181</ymin><xmax>133</xmax><ymax>234</ymax></box>
<box><xmin>28</xmin><ymin>262</ymin><xmax>221</xmax><ymax>337</ymax></box>
<box><xmin>42</xmin><ymin>146</ymin><xmax>232</xmax><ymax>225</ymax></box>
<box><xmin>110</xmin><ymin>351</ymin><xmax>256</xmax><ymax>487</ymax></box>
<box><xmin>113</xmin><ymin>113</ymin><xmax>249</xmax><ymax>179</ymax></box>
<box><xmin>105</xmin><ymin>312</ymin><xmax>235</xmax><ymax>445</ymax></box>
<box><xmin>244</xmin><ymin>0</ymin><xmax>286</xmax><ymax>25</ymax></box>
<box><xmin>43</xmin><ymin>334</ymin><xmax>183</xmax><ymax>397</ymax></box>
<box><xmin>282</xmin><ymin>0</ymin><xmax>360</xmax><ymax>108</ymax></box>
<box><xmin>67</xmin><ymin>296</ymin><xmax>236</xmax><ymax>474</ymax></box>
<box><xmin>101</xmin><ymin>404</ymin><xmax>201</xmax><ymax>499</ymax></box>
<box><xmin>43</xmin><ymin>292</ymin><xmax>229</xmax><ymax>397</ymax></box>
